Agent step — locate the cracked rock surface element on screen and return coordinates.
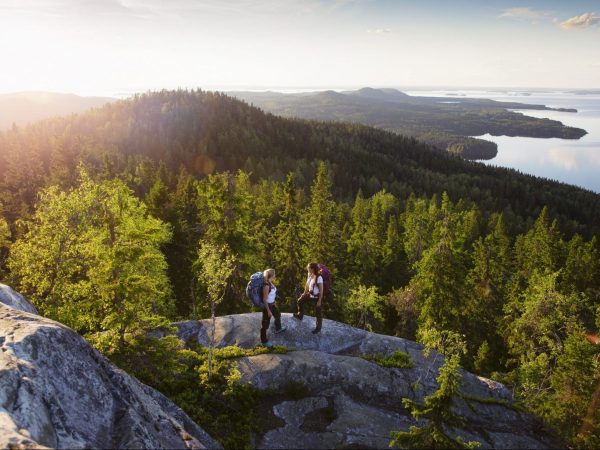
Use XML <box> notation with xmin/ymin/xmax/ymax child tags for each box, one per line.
<box><xmin>174</xmin><ymin>313</ymin><xmax>558</xmax><ymax>449</ymax></box>
<box><xmin>0</xmin><ymin>284</ymin><xmax>221</xmax><ymax>450</ymax></box>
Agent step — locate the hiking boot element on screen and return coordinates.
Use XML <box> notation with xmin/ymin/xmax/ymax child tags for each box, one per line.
<box><xmin>274</xmin><ymin>326</ymin><xmax>287</xmax><ymax>334</ymax></box>
<box><xmin>311</xmin><ymin>328</ymin><xmax>321</xmax><ymax>335</ymax></box>
<box><xmin>262</xmin><ymin>341</ymin><xmax>274</xmax><ymax>348</ymax></box>
<box><xmin>292</xmin><ymin>313</ymin><xmax>302</xmax><ymax>321</ymax></box>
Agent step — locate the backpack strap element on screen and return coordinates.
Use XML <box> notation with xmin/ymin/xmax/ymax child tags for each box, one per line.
<box><xmin>262</xmin><ymin>280</ymin><xmax>272</xmax><ymax>292</ymax></box>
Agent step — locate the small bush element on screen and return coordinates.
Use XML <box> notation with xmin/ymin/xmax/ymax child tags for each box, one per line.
<box><xmin>363</xmin><ymin>350</ymin><xmax>414</xmax><ymax>369</ymax></box>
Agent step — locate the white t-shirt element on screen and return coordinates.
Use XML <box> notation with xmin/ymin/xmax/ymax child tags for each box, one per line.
<box><xmin>266</xmin><ymin>284</ymin><xmax>277</xmax><ymax>304</ymax></box>
<box><xmin>308</xmin><ymin>275</ymin><xmax>324</xmax><ymax>296</ymax></box>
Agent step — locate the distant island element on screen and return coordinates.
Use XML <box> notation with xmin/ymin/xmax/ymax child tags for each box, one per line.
<box><xmin>231</xmin><ymin>87</ymin><xmax>586</xmax><ymax>160</ymax></box>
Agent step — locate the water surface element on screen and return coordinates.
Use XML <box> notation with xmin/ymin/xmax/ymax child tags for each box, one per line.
<box><xmin>406</xmin><ymin>90</ymin><xmax>600</xmax><ymax>193</ymax></box>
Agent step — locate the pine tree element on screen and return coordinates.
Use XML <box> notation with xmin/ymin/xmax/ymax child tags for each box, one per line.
<box><xmin>196</xmin><ymin>171</ymin><xmax>253</xmax><ymax>312</ymax></box>
<box><xmin>271</xmin><ymin>173</ymin><xmax>305</xmax><ymax>301</ymax></box>
<box><xmin>381</xmin><ymin>214</ymin><xmax>408</xmax><ymax>291</ymax></box>
<box><xmin>412</xmin><ymin>194</ymin><xmax>469</xmax><ymax>337</ymax></box>
<box><xmin>401</xmin><ymin>194</ymin><xmax>435</xmax><ymax>269</ymax></box>
<box><xmin>391</xmin><ymin>331</ymin><xmax>479</xmax><ymax>449</ymax></box>
<box><xmin>561</xmin><ymin>235</ymin><xmax>600</xmax><ymax>298</ymax></box>
<box><xmin>146</xmin><ymin>178</ymin><xmax>171</xmax><ymax>221</ymax></box>
<box><xmin>465</xmin><ymin>213</ymin><xmax>511</xmax><ymax>371</ymax></box>
<box><xmin>169</xmin><ymin>167</ymin><xmax>201</xmax><ymax>317</ymax></box>
<box><xmin>302</xmin><ymin>162</ymin><xmax>339</xmax><ymax>269</ymax></box>
<box><xmin>545</xmin><ymin>329</ymin><xmax>600</xmax><ymax>446</ymax></box>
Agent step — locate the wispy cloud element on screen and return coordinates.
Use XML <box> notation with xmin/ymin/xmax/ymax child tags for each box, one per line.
<box><xmin>0</xmin><ymin>0</ymin><xmax>365</xmax><ymax>21</ymax></box>
<box><xmin>367</xmin><ymin>28</ymin><xmax>391</xmax><ymax>34</ymax></box>
<box><xmin>559</xmin><ymin>12</ymin><xmax>600</xmax><ymax>30</ymax></box>
<box><xmin>499</xmin><ymin>7</ymin><xmax>539</xmax><ymax>20</ymax></box>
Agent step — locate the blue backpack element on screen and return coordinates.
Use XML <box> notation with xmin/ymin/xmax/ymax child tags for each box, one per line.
<box><xmin>246</xmin><ymin>272</ymin><xmax>266</xmax><ymax>308</ymax></box>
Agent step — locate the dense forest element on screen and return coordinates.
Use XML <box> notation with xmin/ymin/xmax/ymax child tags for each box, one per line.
<box><xmin>233</xmin><ymin>88</ymin><xmax>586</xmax><ymax>159</ymax></box>
<box><xmin>0</xmin><ymin>90</ymin><xmax>599</xmax><ymax>447</ymax></box>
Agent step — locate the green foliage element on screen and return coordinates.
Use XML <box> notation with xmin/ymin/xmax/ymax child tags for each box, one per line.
<box><xmin>195</xmin><ymin>240</ymin><xmax>235</xmax><ymax>378</ymax></box>
<box><xmin>302</xmin><ymin>162</ymin><xmax>340</xmax><ymax>268</ymax></box>
<box><xmin>543</xmin><ymin>330</ymin><xmax>600</xmax><ymax>446</ymax></box>
<box><xmin>1</xmin><ymin>90</ymin><xmax>600</xmax><ymax>446</ymax></box>
<box><xmin>346</xmin><ymin>284</ymin><xmax>386</xmax><ymax>331</ymax></box>
<box><xmin>0</xmin><ymin>216</ymin><xmax>9</xmax><ymax>249</ymax></box>
<box><xmin>0</xmin><ymin>215</ymin><xmax>9</xmax><ymax>272</ymax></box>
<box><xmin>235</xmin><ymin>89</ymin><xmax>586</xmax><ymax>160</ymax></box>
<box><xmin>98</xmin><ymin>335</ymin><xmax>288</xmax><ymax>450</ymax></box>
<box><xmin>412</xmin><ymin>194</ymin><xmax>469</xmax><ymax>337</ymax></box>
<box><xmin>363</xmin><ymin>350</ymin><xmax>414</xmax><ymax>369</ymax></box>
<box><xmin>8</xmin><ymin>171</ymin><xmax>173</xmax><ymax>345</ymax></box>
<box><xmin>270</xmin><ymin>173</ymin><xmax>305</xmax><ymax>302</ymax></box>
<box><xmin>390</xmin><ymin>335</ymin><xmax>479</xmax><ymax>449</ymax></box>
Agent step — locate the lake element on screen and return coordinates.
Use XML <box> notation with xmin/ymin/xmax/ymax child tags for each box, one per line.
<box><xmin>406</xmin><ymin>90</ymin><xmax>600</xmax><ymax>194</ymax></box>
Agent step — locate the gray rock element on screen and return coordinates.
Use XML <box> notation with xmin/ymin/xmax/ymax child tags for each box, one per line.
<box><xmin>0</xmin><ymin>283</ymin><xmax>38</xmax><ymax>314</ymax></box>
<box><xmin>0</xmin><ymin>303</ymin><xmax>221</xmax><ymax>449</ymax></box>
<box><xmin>177</xmin><ymin>313</ymin><xmax>558</xmax><ymax>449</ymax></box>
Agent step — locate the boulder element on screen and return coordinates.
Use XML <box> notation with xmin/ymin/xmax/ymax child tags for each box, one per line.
<box><xmin>0</xmin><ymin>301</ymin><xmax>221</xmax><ymax>449</ymax></box>
<box><xmin>175</xmin><ymin>313</ymin><xmax>558</xmax><ymax>449</ymax></box>
<box><xmin>0</xmin><ymin>283</ymin><xmax>38</xmax><ymax>314</ymax></box>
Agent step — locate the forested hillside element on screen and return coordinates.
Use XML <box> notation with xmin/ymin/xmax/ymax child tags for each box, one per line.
<box><xmin>232</xmin><ymin>87</ymin><xmax>586</xmax><ymax>159</ymax></box>
<box><xmin>0</xmin><ymin>89</ymin><xmax>598</xmax><ymax>447</ymax></box>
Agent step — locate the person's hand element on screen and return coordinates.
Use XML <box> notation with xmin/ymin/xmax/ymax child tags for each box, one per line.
<box><xmin>267</xmin><ymin>309</ymin><xmax>273</xmax><ymax>318</ymax></box>
<box><xmin>316</xmin><ymin>300</ymin><xmax>322</xmax><ymax>308</ymax></box>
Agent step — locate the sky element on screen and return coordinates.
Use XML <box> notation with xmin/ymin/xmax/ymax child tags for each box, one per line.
<box><xmin>0</xmin><ymin>0</ymin><xmax>599</xmax><ymax>96</ymax></box>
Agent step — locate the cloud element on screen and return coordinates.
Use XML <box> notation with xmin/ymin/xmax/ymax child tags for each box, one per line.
<box><xmin>499</xmin><ymin>7</ymin><xmax>539</xmax><ymax>20</ymax></box>
<box><xmin>367</xmin><ymin>28</ymin><xmax>391</xmax><ymax>34</ymax></box>
<box><xmin>559</xmin><ymin>12</ymin><xmax>600</xmax><ymax>30</ymax></box>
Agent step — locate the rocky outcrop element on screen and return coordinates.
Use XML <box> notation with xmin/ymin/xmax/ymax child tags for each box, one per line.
<box><xmin>173</xmin><ymin>313</ymin><xmax>558</xmax><ymax>449</ymax></box>
<box><xmin>0</xmin><ymin>283</ymin><xmax>38</xmax><ymax>314</ymax></box>
<box><xmin>0</xmin><ymin>282</ymin><xmax>557</xmax><ymax>450</ymax></box>
<box><xmin>0</xmin><ymin>285</ymin><xmax>220</xmax><ymax>450</ymax></box>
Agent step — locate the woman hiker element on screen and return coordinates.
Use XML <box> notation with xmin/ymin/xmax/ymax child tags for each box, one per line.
<box><xmin>293</xmin><ymin>262</ymin><xmax>324</xmax><ymax>334</ymax></box>
<box><xmin>261</xmin><ymin>268</ymin><xmax>287</xmax><ymax>348</ymax></box>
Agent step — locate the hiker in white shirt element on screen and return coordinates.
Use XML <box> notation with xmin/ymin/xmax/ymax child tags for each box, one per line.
<box><xmin>293</xmin><ymin>262</ymin><xmax>324</xmax><ymax>334</ymax></box>
<box><xmin>260</xmin><ymin>268</ymin><xmax>286</xmax><ymax>347</ymax></box>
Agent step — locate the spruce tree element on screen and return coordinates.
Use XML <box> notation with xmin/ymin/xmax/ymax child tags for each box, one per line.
<box><xmin>465</xmin><ymin>213</ymin><xmax>511</xmax><ymax>371</ymax></box>
<box><xmin>271</xmin><ymin>173</ymin><xmax>305</xmax><ymax>301</ymax></box>
<box><xmin>413</xmin><ymin>194</ymin><xmax>468</xmax><ymax>337</ymax></box>
<box><xmin>302</xmin><ymin>162</ymin><xmax>339</xmax><ymax>269</ymax></box>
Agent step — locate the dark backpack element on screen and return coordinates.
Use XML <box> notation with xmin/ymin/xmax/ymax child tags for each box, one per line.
<box><xmin>246</xmin><ymin>272</ymin><xmax>266</xmax><ymax>308</ymax></box>
<box><xmin>317</xmin><ymin>264</ymin><xmax>332</xmax><ymax>295</ymax></box>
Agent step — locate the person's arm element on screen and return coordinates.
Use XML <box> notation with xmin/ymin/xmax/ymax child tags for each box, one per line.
<box><xmin>303</xmin><ymin>278</ymin><xmax>309</xmax><ymax>295</ymax></box>
<box><xmin>262</xmin><ymin>284</ymin><xmax>272</xmax><ymax>317</ymax></box>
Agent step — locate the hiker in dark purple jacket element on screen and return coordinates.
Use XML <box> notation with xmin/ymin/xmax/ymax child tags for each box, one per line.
<box><xmin>293</xmin><ymin>262</ymin><xmax>324</xmax><ymax>334</ymax></box>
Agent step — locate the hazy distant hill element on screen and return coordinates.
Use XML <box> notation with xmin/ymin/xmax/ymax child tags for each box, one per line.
<box><xmin>232</xmin><ymin>87</ymin><xmax>586</xmax><ymax>160</ymax></box>
<box><xmin>0</xmin><ymin>91</ymin><xmax>115</xmax><ymax>129</ymax></box>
